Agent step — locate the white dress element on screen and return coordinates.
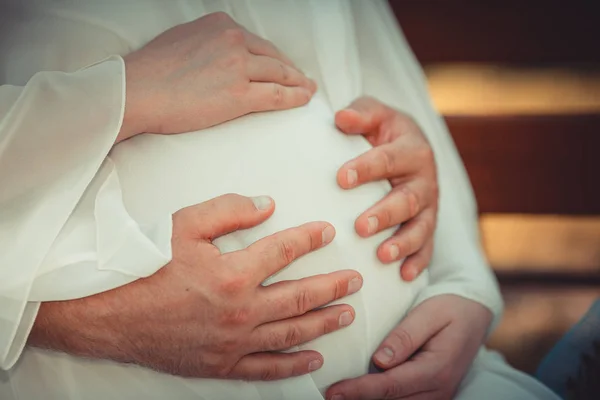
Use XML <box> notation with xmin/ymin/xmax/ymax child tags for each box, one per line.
<box><xmin>0</xmin><ymin>1</ymin><xmax>558</xmax><ymax>399</ymax></box>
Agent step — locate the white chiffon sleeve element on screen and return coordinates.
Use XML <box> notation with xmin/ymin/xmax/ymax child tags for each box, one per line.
<box><xmin>349</xmin><ymin>0</ymin><xmax>503</xmax><ymax>330</ymax></box>
<box><xmin>0</xmin><ymin>56</ymin><xmax>171</xmax><ymax>370</ymax></box>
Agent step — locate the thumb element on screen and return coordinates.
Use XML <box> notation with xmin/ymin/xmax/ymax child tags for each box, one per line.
<box><xmin>334</xmin><ymin>96</ymin><xmax>391</xmax><ymax>135</ymax></box>
<box><xmin>372</xmin><ymin>299</ymin><xmax>447</xmax><ymax>369</ymax></box>
<box><xmin>173</xmin><ymin>193</ymin><xmax>275</xmax><ymax>241</ymax></box>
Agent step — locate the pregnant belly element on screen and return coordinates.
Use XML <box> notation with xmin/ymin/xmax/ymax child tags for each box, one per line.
<box><xmin>13</xmin><ymin>96</ymin><xmax>427</xmax><ymax>400</ymax></box>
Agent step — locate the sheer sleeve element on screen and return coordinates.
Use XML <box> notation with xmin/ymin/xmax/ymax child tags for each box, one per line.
<box><xmin>349</xmin><ymin>0</ymin><xmax>503</xmax><ymax>331</ymax></box>
<box><xmin>0</xmin><ymin>56</ymin><xmax>171</xmax><ymax>370</ymax></box>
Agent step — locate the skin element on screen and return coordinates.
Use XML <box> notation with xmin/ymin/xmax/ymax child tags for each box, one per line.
<box><xmin>326</xmin><ymin>295</ymin><xmax>492</xmax><ymax>400</ymax></box>
<box><xmin>117</xmin><ymin>12</ymin><xmax>316</xmax><ymax>143</ymax></box>
<box><xmin>335</xmin><ymin>97</ymin><xmax>438</xmax><ymax>281</ymax></box>
<box><xmin>28</xmin><ymin>13</ymin><xmax>490</xmax><ymax>395</ymax></box>
<box><xmin>30</xmin><ymin>195</ymin><xmax>363</xmax><ymax>380</ymax></box>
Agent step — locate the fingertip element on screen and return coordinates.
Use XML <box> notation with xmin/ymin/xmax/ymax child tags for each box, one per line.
<box><xmin>354</xmin><ymin>216</ymin><xmax>371</xmax><ymax>238</ymax></box>
<box><xmin>251</xmin><ymin>195</ymin><xmax>275</xmax><ymax>212</ymax></box>
<box><xmin>373</xmin><ymin>346</ymin><xmax>395</xmax><ymax>368</ymax></box>
<box><xmin>337</xmin><ymin>164</ymin><xmax>358</xmax><ymax>189</ymax></box>
<box><xmin>376</xmin><ymin>242</ymin><xmax>399</xmax><ymax>264</ymax></box>
<box><xmin>321</xmin><ymin>224</ymin><xmax>336</xmax><ymax>245</ymax></box>
<box><xmin>308</xmin><ymin>357</ymin><xmax>323</xmax><ymax>372</ymax></box>
<box><xmin>335</xmin><ymin>108</ymin><xmax>364</xmax><ymax>134</ymax></box>
<box><xmin>401</xmin><ymin>263</ymin><xmax>419</xmax><ymax>282</ymax></box>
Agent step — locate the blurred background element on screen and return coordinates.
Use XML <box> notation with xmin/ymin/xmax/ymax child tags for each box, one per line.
<box><xmin>389</xmin><ymin>0</ymin><xmax>600</xmax><ymax>374</ymax></box>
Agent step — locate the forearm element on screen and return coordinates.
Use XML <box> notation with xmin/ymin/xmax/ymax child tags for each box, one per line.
<box><xmin>28</xmin><ymin>290</ymin><xmax>137</xmax><ymax>365</ymax></box>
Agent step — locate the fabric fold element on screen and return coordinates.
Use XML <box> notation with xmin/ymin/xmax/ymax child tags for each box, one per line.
<box><xmin>0</xmin><ymin>56</ymin><xmax>126</xmax><ymax>369</ymax></box>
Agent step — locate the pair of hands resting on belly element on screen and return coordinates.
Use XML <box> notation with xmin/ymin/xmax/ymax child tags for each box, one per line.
<box><xmin>29</xmin><ymin>13</ymin><xmax>491</xmax><ymax>399</ymax></box>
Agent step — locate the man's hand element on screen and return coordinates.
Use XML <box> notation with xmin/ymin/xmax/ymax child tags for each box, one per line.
<box><xmin>326</xmin><ymin>295</ymin><xmax>492</xmax><ymax>400</ymax></box>
<box><xmin>29</xmin><ymin>194</ymin><xmax>362</xmax><ymax>381</ymax></box>
<box><xmin>335</xmin><ymin>97</ymin><xmax>438</xmax><ymax>281</ymax></box>
<box><xmin>118</xmin><ymin>12</ymin><xmax>316</xmax><ymax>143</ymax></box>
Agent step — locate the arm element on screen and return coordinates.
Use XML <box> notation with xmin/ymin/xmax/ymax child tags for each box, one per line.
<box><xmin>0</xmin><ymin>11</ymin><xmax>317</xmax><ymax>370</ymax></box>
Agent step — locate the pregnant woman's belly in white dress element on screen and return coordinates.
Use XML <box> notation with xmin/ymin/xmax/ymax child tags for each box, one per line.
<box><xmin>18</xmin><ymin>96</ymin><xmax>428</xmax><ymax>400</ymax></box>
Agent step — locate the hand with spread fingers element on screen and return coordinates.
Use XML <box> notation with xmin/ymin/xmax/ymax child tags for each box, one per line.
<box><xmin>30</xmin><ymin>194</ymin><xmax>362</xmax><ymax>381</ymax></box>
<box><xmin>335</xmin><ymin>97</ymin><xmax>438</xmax><ymax>281</ymax></box>
<box><xmin>326</xmin><ymin>295</ymin><xmax>493</xmax><ymax>400</ymax></box>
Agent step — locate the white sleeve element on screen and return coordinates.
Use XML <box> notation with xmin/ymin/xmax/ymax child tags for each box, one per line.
<box><xmin>0</xmin><ymin>56</ymin><xmax>171</xmax><ymax>370</ymax></box>
<box><xmin>349</xmin><ymin>0</ymin><xmax>503</xmax><ymax>330</ymax></box>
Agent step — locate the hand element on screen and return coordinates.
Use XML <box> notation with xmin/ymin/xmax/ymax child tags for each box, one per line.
<box><xmin>29</xmin><ymin>194</ymin><xmax>362</xmax><ymax>381</ymax></box>
<box><xmin>335</xmin><ymin>97</ymin><xmax>438</xmax><ymax>281</ymax></box>
<box><xmin>326</xmin><ymin>295</ymin><xmax>492</xmax><ymax>400</ymax></box>
<box><xmin>118</xmin><ymin>12</ymin><xmax>316</xmax><ymax>142</ymax></box>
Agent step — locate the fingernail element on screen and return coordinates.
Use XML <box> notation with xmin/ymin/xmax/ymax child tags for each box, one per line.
<box><xmin>308</xmin><ymin>359</ymin><xmax>322</xmax><ymax>372</ymax></box>
<box><xmin>330</xmin><ymin>395</ymin><xmax>345</xmax><ymax>400</ymax></box>
<box><xmin>322</xmin><ymin>225</ymin><xmax>335</xmax><ymax>244</ymax></box>
<box><xmin>389</xmin><ymin>244</ymin><xmax>400</xmax><ymax>260</ymax></box>
<box><xmin>348</xmin><ymin>277</ymin><xmax>362</xmax><ymax>294</ymax></box>
<box><xmin>251</xmin><ymin>196</ymin><xmax>272</xmax><ymax>211</ymax></box>
<box><xmin>374</xmin><ymin>347</ymin><xmax>394</xmax><ymax>365</ymax></box>
<box><xmin>367</xmin><ymin>216</ymin><xmax>378</xmax><ymax>235</ymax></box>
<box><xmin>339</xmin><ymin>311</ymin><xmax>353</xmax><ymax>327</ymax></box>
<box><xmin>346</xmin><ymin>169</ymin><xmax>357</xmax><ymax>187</ymax></box>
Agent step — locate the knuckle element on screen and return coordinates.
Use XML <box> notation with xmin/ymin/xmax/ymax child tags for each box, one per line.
<box><xmin>260</xmin><ymin>364</ymin><xmax>282</xmax><ymax>381</ymax></box>
<box><xmin>400</xmin><ymin>186</ymin><xmax>420</xmax><ymax>217</ymax></box>
<box><xmin>283</xmin><ymin>324</ymin><xmax>303</xmax><ymax>347</ymax></box>
<box><xmin>295</xmin><ymin>288</ymin><xmax>313</xmax><ymax>314</ymax></box>
<box><xmin>272</xmin><ymin>84</ymin><xmax>284</xmax><ymax>107</ymax></box>
<box><xmin>219</xmin><ymin>307</ymin><xmax>251</xmax><ymax>327</ymax></box>
<box><xmin>221</xmin><ymin>27</ymin><xmax>246</xmax><ymax>45</ymax></box>
<box><xmin>279</xmin><ymin>63</ymin><xmax>290</xmax><ymax>82</ymax></box>
<box><xmin>389</xmin><ymin>327</ymin><xmax>414</xmax><ymax>355</ymax></box>
<box><xmin>381</xmin><ymin>205</ymin><xmax>395</xmax><ymax>227</ymax></box>
<box><xmin>382</xmin><ymin>379</ymin><xmax>405</xmax><ymax>398</ymax></box>
<box><xmin>330</xmin><ymin>277</ymin><xmax>346</xmax><ymax>300</ymax></box>
<box><xmin>380</xmin><ymin>148</ymin><xmax>396</xmax><ymax>176</ymax></box>
<box><xmin>217</xmin><ymin>275</ymin><xmax>248</xmax><ymax>297</ymax></box>
<box><xmin>277</xmin><ymin>240</ymin><xmax>296</xmax><ymax>265</ymax></box>
<box><xmin>221</xmin><ymin>52</ymin><xmax>247</xmax><ymax>71</ymax></box>
<box><xmin>208</xmin><ymin>11</ymin><xmax>234</xmax><ymax>24</ymax></box>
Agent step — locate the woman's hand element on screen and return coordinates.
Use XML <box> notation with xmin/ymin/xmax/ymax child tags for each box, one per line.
<box><xmin>335</xmin><ymin>97</ymin><xmax>438</xmax><ymax>281</ymax></box>
<box><xmin>326</xmin><ymin>295</ymin><xmax>493</xmax><ymax>400</ymax></box>
<box><xmin>118</xmin><ymin>12</ymin><xmax>316</xmax><ymax>143</ymax></box>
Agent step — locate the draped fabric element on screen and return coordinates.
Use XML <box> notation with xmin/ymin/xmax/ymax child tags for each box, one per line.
<box><xmin>0</xmin><ymin>1</ymin><xmax>556</xmax><ymax>399</ymax></box>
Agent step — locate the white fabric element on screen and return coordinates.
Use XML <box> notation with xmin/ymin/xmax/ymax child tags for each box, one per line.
<box><xmin>0</xmin><ymin>0</ymin><xmax>557</xmax><ymax>399</ymax></box>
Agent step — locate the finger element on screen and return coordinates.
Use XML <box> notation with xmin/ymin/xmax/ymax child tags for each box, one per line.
<box><xmin>243</xmin><ymin>31</ymin><xmax>297</xmax><ymax>68</ymax></box>
<box><xmin>174</xmin><ymin>194</ymin><xmax>275</xmax><ymax>241</ymax></box>
<box><xmin>241</xmin><ymin>221</ymin><xmax>336</xmax><ymax>283</ymax></box>
<box><xmin>354</xmin><ymin>182</ymin><xmax>428</xmax><ymax>238</ymax></box>
<box><xmin>376</xmin><ymin>209</ymin><xmax>436</xmax><ymax>265</ymax></box>
<box><xmin>229</xmin><ymin>351</ymin><xmax>324</xmax><ymax>381</ymax></box>
<box><xmin>326</xmin><ymin>360</ymin><xmax>437</xmax><ymax>400</ymax></box>
<box><xmin>372</xmin><ymin>302</ymin><xmax>449</xmax><ymax>370</ymax></box>
<box><xmin>251</xmin><ymin>304</ymin><xmax>355</xmax><ymax>352</ymax></box>
<box><xmin>399</xmin><ymin>239</ymin><xmax>434</xmax><ymax>282</ymax></box>
<box><xmin>334</xmin><ymin>96</ymin><xmax>393</xmax><ymax>135</ymax></box>
<box><xmin>337</xmin><ymin>140</ymin><xmax>421</xmax><ymax>189</ymax></box>
<box><xmin>247</xmin><ymin>55</ymin><xmax>316</xmax><ymax>92</ymax></box>
<box><xmin>247</xmin><ymin>82</ymin><xmax>313</xmax><ymax>112</ymax></box>
<box><xmin>258</xmin><ymin>270</ymin><xmax>362</xmax><ymax>322</ymax></box>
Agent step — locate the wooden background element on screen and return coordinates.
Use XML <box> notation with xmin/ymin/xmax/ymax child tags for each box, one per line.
<box><xmin>389</xmin><ymin>0</ymin><xmax>600</xmax><ymax>374</ymax></box>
